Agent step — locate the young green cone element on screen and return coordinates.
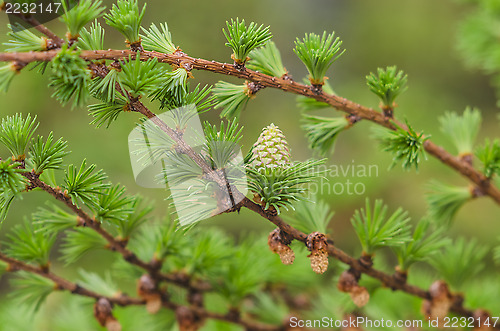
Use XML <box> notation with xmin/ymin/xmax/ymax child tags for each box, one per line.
<box><xmin>251</xmin><ymin>123</ymin><xmax>291</xmax><ymax>172</ymax></box>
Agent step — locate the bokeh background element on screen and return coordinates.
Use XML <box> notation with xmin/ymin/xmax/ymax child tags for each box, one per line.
<box><xmin>0</xmin><ymin>0</ymin><xmax>499</xmax><ymax>328</ymax></box>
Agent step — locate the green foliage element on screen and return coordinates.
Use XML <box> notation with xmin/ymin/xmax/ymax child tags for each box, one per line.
<box><xmin>214</xmin><ymin>238</ymin><xmax>271</xmax><ymax>305</ymax></box>
<box><xmin>88</xmin><ymin>95</ymin><xmax>128</xmax><ymax>129</ymax></box>
<box><xmin>119</xmin><ymin>55</ymin><xmax>164</xmax><ymax>97</ymax></box>
<box><xmin>247</xmin><ymin>41</ymin><xmax>287</xmax><ymax>77</ymax></box>
<box><xmin>284</xmin><ymin>195</ymin><xmax>333</xmax><ymax>234</ymax></box>
<box><xmin>267</xmin><ymin>244</ymin><xmax>321</xmax><ymax>288</ymax></box>
<box><xmin>150</xmin><ymin>68</ymin><xmax>189</xmax><ymax>109</ymax></box>
<box><xmin>78</xmin><ymin>269</ymin><xmax>118</xmax><ymax>297</ymax></box>
<box><xmin>62</xmin><ymin>159</ymin><xmax>109</xmax><ymax>209</ymax></box>
<box><xmin>161</xmin><ymin>84</ymin><xmax>215</xmax><ymax>113</ymax></box>
<box><xmin>293</xmin><ymin>31</ymin><xmax>344</xmax><ymax>85</ymax></box>
<box><xmin>394</xmin><ymin>218</ymin><xmax>450</xmax><ymax>271</ymax></box>
<box><xmin>95</xmin><ymin>184</ymin><xmax>134</xmax><ymax>224</ymax></box>
<box><xmin>141</xmin><ymin>23</ymin><xmax>176</xmax><ymax>54</ymax></box>
<box><xmin>213</xmin><ymin>81</ymin><xmax>250</xmax><ymax>119</ymax></box>
<box><xmin>426</xmin><ymin>181</ymin><xmax>471</xmax><ymax>225</ymax></box>
<box><xmin>494</xmin><ymin>237</ymin><xmax>500</xmax><ymax>266</ymax></box>
<box><xmin>60</xmin><ymin>228</ymin><xmax>108</xmax><ymax>264</ymax></box>
<box><xmin>430</xmin><ymin>237</ymin><xmax>488</xmax><ymax>290</ymax></box>
<box><xmin>10</xmin><ymin>272</ymin><xmax>54</xmax><ymax>313</ymax></box>
<box><xmin>0</xmin><ymin>191</ymin><xmax>16</xmax><ymax>220</ymax></box>
<box><xmin>78</xmin><ymin>20</ymin><xmax>105</xmax><ymax>50</ymax></box>
<box><xmin>439</xmin><ymin>107</ymin><xmax>481</xmax><ymax>156</ymax></box>
<box><xmin>301</xmin><ymin>115</ymin><xmax>349</xmax><ymax>156</ymax></box>
<box><xmin>89</xmin><ymin>68</ymin><xmax>124</xmax><ymax>103</ymax></box>
<box><xmin>129</xmin><ymin>221</ymin><xmax>185</xmax><ymax>263</ymax></box>
<box><xmin>366</xmin><ymin>66</ymin><xmax>408</xmax><ymax>108</ymax></box>
<box><xmin>223</xmin><ymin>18</ymin><xmax>272</xmax><ymax>64</ymax></box>
<box><xmin>181</xmin><ymin>228</ymin><xmax>232</xmax><ymax>277</ymax></box>
<box><xmin>49</xmin><ymin>45</ymin><xmax>91</xmax><ymax>107</ymax></box>
<box><xmin>86</xmin><ymin>66</ymin><xmax>126</xmax><ymax>128</ymax></box>
<box><xmin>247</xmin><ymin>159</ymin><xmax>325</xmax><ymax>214</ymax></box>
<box><xmin>376</xmin><ymin>121</ymin><xmax>428</xmax><ymax>171</ymax></box>
<box><xmin>28</xmin><ymin>132</ymin><xmax>70</xmax><ymax>174</ymax></box>
<box><xmin>131</xmin><ymin>117</ymin><xmax>176</xmax><ymax>167</ymax></box>
<box><xmin>50</xmin><ymin>297</ymin><xmax>101</xmax><ymax>331</ymax></box>
<box><xmin>351</xmin><ymin>199</ymin><xmax>412</xmax><ymax>255</ymax></box>
<box><xmin>0</xmin><ymin>113</ymin><xmax>38</xmax><ymax>160</ymax></box>
<box><xmin>104</xmin><ymin>0</ymin><xmax>146</xmax><ymax>44</ymax></box>
<box><xmin>457</xmin><ymin>1</ymin><xmax>500</xmax><ymax>105</ymax></box>
<box><xmin>476</xmin><ymin>138</ymin><xmax>500</xmax><ymax>178</ymax></box>
<box><xmin>4</xmin><ymin>220</ymin><xmax>55</xmax><ymax>266</ymax></box>
<box><xmin>296</xmin><ymin>80</ymin><xmax>335</xmax><ymax>111</ymax></box>
<box><xmin>61</xmin><ymin>0</ymin><xmax>105</xmax><ymax>38</ymax></box>
<box><xmin>248</xmin><ymin>293</ymin><xmax>289</xmax><ymax>325</ymax></box>
<box><xmin>33</xmin><ymin>203</ymin><xmax>78</xmax><ymax>233</ymax></box>
<box><xmin>116</xmin><ymin>195</ymin><xmax>153</xmax><ymax>240</ymax></box>
<box><xmin>4</xmin><ymin>23</ymin><xmax>46</xmax><ymax>52</ymax></box>
<box><xmin>0</xmin><ymin>159</ymin><xmax>26</xmax><ymax>195</ymax></box>
<box><xmin>0</xmin><ymin>63</ymin><xmax>18</xmax><ymax>93</ymax></box>
<box><xmin>203</xmin><ymin>119</ymin><xmax>243</xmax><ymax>169</ymax></box>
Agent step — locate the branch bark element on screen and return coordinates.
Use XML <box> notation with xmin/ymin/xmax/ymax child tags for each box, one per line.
<box><xmin>0</xmin><ymin>47</ymin><xmax>496</xmax><ymax>327</ymax></box>
<box><xmin>0</xmin><ymin>251</ymin><xmax>144</xmax><ymax>306</ymax></box>
<box><xmin>1</xmin><ymin>49</ymin><xmax>499</xmax><ymax>204</ymax></box>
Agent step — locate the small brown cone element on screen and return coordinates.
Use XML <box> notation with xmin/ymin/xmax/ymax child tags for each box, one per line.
<box><xmin>338</xmin><ymin>269</ymin><xmax>370</xmax><ymax>307</ymax></box>
<box><xmin>349</xmin><ymin>285</ymin><xmax>370</xmax><ymax>308</ymax></box>
<box><xmin>268</xmin><ymin>228</ymin><xmax>295</xmax><ymax>265</ymax></box>
<box><xmin>306</xmin><ymin>232</ymin><xmax>329</xmax><ymax>274</ymax></box>
<box><xmin>175</xmin><ymin>306</ymin><xmax>204</xmax><ymax>331</ymax></box>
<box><xmin>473</xmin><ymin>310</ymin><xmax>493</xmax><ymax>331</ymax></box>
<box><xmin>337</xmin><ymin>270</ymin><xmax>358</xmax><ymax>293</ymax></box>
<box><xmin>422</xmin><ymin>280</ymin><xmax>453</xmax><ymax>327</ymax></box>
<box><xmin>94</xmin><ymin>298</ymin><xmax>121</xmax><ymax>331</ymax></box>
<box><xmin>137</xmin><ymin>274</ymin><xmax>162</xmax><ymax>314</ymax></box>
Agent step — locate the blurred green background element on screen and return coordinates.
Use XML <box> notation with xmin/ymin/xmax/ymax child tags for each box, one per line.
<box><xmin>0</xmin><ymin>0</ymin><xmax>499</xmax><ymax>325</ymax></box>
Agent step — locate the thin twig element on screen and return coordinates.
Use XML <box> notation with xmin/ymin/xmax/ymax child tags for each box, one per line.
<box><xmin>1</xmin><ymin>5</ymin><xmax>65</xmax><ymax>47</ymax></box>
<box><xmin>0</xmin><ymin>251</ymin><xmax>144</xmax><ymax>306</ymax></box>
<box><xmin>22</xmin><ymin>171</ymin><xmax>212</xmax><ymax>292</ymax></box>
<box><xmin>240</xmin><ymin>196</ymin><xmax>488</xmax><ymax>321</ymax></box>
<box><xmin>0</xmin><ymin>49</ymin><xmax>498</xmax><ymax>204</ymax></box>
<box><xmin>84</xmin><ymin>53</ymin><xmax>495</xmax><ymax>321</ymax></box>
<box><xmin>0</xmin><ymin>48</ymin><xmax>495</xmax><ymax>325</ymax></box>
<box><xmin>0</xmin><ymin>252</ymin><xmax>280</xmax><ymax>330</ymax></box>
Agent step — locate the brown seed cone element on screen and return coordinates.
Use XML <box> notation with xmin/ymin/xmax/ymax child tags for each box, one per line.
<box><xmin>306</xmin><ymin>232</ymin><xmax>329</xmax><ymax>274</ymax></box>
<box><xmin>137</xmin><ymin>274</ymin><xmax>162</xmax><ymax>314</ymax></box>
<box><xmin>349</xmin><ymin>285</ymin><xmax>370</xmax><ymax>307</ymax></box>
<box><xmin>175</xmin><ymin>306</ymin><xmax>204</xmax><ymax>331</ymax></box>
<box><xmin>268</xmin><ymin>228</ymin><xmax>295</xmax><ymax>265</ymax></box>
<box><xmin>422</xmin><ymin>280</ymin><xmax>453</xmax><ymax>324</ymax></box>
<box><xmin>337</xmin><ymin>270</ymin><xmax>359</xmax><ymax>293</ymax></box>
<box><xmin>337</xmin><ymin>270</ymin><xmax>369</xmax><ymax>307</ymax></box>
<box><xmin>94</xmin><ymin>298</ymin><xmax>121</xmax><ymax>330</ymax></box>
<box><xmin>473</xmin><ymin>309</ymin><xmax>493</xmax><ymax>330</ymax></box>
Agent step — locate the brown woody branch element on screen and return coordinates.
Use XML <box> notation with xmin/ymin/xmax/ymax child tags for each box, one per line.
<box><xmin>0</xmin><ymin>252</ymin><xmax>279</xmax><ymax>330</ymax></box>
<box><xmin>0</xmin><ymin>251</ymin><xmax>144</xmax><ymax>306</ymax></box>
<box><xmin>240</xmin><ymin>196</ymin><xmax>491</xmax><ymax>323</ymax></box>
<box><xmin>85</xmin><ymin>53</ymin><xmax>498</xmax><ymax>322</ymax></box>
<box><xmin>22</xmin><ymin>171</ymin><xmax>212</xmax><ymax>292</ymax></box>
<box><xmin>0</xmin><ymin>49</ymin><xmax>499</xmax><ymax>204</ymax></box>
<box><xmin>0</xmin><ymin>47</ymin><xmax>496</xmax><ymax>326</ymax></box>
